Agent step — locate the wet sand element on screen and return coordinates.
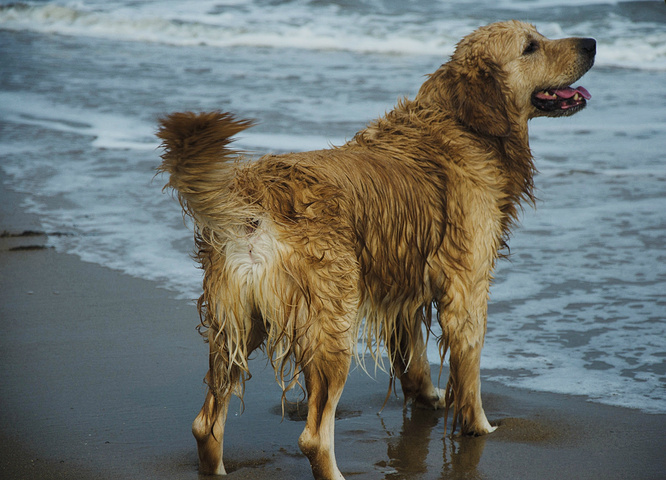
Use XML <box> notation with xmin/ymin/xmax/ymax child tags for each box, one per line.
<box><xmin>1</xmin><ymin>184</ymin><xmax>664</xmax><ymax>480</ymax></box>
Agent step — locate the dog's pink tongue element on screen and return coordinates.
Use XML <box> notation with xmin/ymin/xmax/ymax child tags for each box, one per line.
<box><xmin>554</xmin><ymin>86</ymin><xmax>591</xmax><ymax>100</ymax></box>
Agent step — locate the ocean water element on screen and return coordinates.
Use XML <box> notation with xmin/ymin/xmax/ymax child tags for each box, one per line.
<box><xmin>1</xmin><ymin>0</ymin><xmax>664</xmax><ymax>414</ymax></box>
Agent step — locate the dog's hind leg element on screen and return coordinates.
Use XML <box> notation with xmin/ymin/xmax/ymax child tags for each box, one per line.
<box><xmin>192</xmin><ymin>315</ymin><xmax>266</xmax><ymax>475</ymax></box>
<box><xmin>298</xmin><ymin>324</ymin><xmax>353</xmax><ymax>480</ymax></box>
<box><xmin>192</xmin><ymin>370</ymin><xmax>232</xmax><ymax>475</ymax></box>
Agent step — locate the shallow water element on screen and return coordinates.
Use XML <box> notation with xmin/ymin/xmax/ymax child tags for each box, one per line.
<box><xmin>1</xmin><ymin>0</ymin><xmax>664</xmax><ymax>413</ymax></box>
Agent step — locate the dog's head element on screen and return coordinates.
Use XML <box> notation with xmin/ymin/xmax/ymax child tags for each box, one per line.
<box><xmin>420</xmin><ymin>21</ymin><xmax>596</xmax><ymax>137</ymax></box>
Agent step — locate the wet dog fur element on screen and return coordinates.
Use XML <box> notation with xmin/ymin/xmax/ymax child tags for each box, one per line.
<box><xmin>157</xmin><ymin>20</ymin><xmax>595</xmax><ymax>480</ymax></box>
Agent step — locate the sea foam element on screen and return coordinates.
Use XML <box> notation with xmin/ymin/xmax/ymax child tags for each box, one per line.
<box><xmin>1</xmin><ymin>2</ymin><xmax>664</xmax><ymax>69</ymax></box>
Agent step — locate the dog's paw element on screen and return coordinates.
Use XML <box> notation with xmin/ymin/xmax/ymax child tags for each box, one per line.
<box><xmin>414</xmin><ymin>387</ymin><xmax>447</xmax><ymax>410</ymax></box>
<box><xmin>463</xmin><ymin>415</ymin><xmax>497</xmax><ymax>436</ymax></box>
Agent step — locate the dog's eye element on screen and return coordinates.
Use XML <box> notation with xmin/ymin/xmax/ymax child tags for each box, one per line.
<box><xmin>523</xmin><ymin>40</ymin><xmax>539</xmax><ymax>55</ymax></box>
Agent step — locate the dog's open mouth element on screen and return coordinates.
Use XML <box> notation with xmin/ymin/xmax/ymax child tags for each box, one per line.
<box><xmin>532</xmin><ymin>86</ymin><xmax>591</xmax><ymax>112</ymax></box>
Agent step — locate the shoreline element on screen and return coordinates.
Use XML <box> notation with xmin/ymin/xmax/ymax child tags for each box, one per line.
<box><xmin>1</xmin><ymin>183</ymin><xmax>664</xmax><ymax>479</ymax></box>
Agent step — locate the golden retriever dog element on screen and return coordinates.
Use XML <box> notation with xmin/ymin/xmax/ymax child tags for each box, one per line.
<box><xmin>157</xmin><ymin>20</ymin><xmax>595</xmax><ymax>480</ymax></box>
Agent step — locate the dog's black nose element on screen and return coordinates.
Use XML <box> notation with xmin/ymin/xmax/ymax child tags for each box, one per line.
<box><xmin>580</xmin><ymin>38</ymin><xmax>596</xmax><ymax>56</ymax></box>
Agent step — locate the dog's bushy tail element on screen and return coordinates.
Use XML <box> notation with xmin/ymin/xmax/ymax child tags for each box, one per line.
<box><xmin>157</xmin><ymin>111</ymin><xmax>256</xmax><ymax>242</ymax></box>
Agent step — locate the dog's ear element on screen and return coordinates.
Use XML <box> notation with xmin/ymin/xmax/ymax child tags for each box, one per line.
<box><xmin>439</xmin><ymin>61</ymin><xmax>513</xmax><ymax>137</ymax></box>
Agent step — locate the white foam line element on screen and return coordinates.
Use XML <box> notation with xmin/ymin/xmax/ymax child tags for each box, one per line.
<box><xmin>1</xmin><ymin>3</ymin><xmax>664</xmax><ymax>69</ymax></box>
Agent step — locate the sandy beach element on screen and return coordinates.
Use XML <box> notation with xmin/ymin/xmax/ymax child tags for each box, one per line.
<box><xmin>1</xmin><ymin>182</ymin><xmax>664</xmax><ymax>480</ymax></box>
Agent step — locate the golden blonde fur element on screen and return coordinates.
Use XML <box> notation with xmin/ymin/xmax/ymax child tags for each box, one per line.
<box><xmin>157</xmin><ymin>21</ymin><xmax>595</xmax><ymax>480</ymax></box>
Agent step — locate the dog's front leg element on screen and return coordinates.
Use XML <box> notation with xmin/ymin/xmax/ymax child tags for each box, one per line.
<box><xmin>440</xmin><ymin>276</ymin><xmax>496</xmax><ymax>436</ymax></box>
<box><xmin>444</xmin><ymin>327</ymin><xmax>496</xmax><ymax>436</ymax></box>
<box><xmin>390</xmin><ymin>316</ymin><xmax>446</xmax><ymax>410</ymax></box>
